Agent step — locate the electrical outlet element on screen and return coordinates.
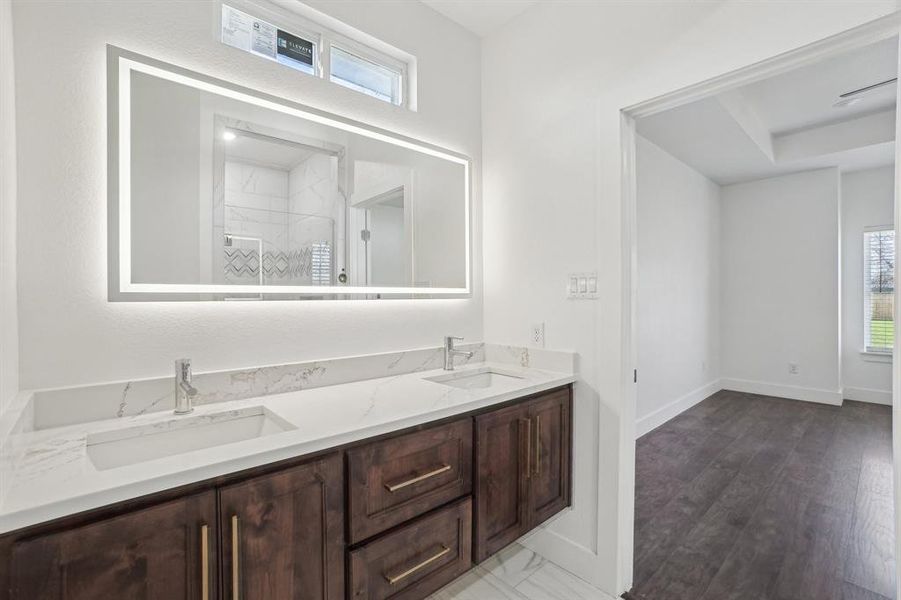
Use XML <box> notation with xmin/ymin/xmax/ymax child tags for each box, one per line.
<box><xmin>531</xmin><ymin>322</ymin><xmax>545</xmax><ymax>348</ymax></box>
<box><xmin>789</xmin><ymin>363</ymin><xmax>800</xmax><ymax>375</ymax></box>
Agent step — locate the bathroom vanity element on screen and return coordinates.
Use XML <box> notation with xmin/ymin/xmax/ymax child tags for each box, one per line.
<box><xmin>0</xmin><ymin>45</ymin><xmax>575</xmax><ymax>600</ymax></box>
<box><xmin>0</xmin><ymin>352</ymin><xmax>573</xmax><ymax>600</ymax></box>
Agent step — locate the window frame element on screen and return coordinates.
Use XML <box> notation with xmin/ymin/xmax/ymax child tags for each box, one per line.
<box><xmin>219</xmin><ymin>1</ymin><xmax>412</xmax><ymax>109</ymax></box>
<box><xmin>863</xmin><ymin>225</ymin><xmax>895</xmax><ymax>355</ymax></box>
<box><xmin>327</xmin><ymin>41</ymin><xmax>406</xmax><ymax>107</ymax></box>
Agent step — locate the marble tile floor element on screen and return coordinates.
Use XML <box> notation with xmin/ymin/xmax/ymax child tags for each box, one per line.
<box><xmin>428</xmin><ymin>543</ymin><xmax>614</xmax><ymax>600</ymax></box>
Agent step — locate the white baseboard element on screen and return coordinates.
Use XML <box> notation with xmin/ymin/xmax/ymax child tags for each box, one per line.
<box><xmin>635</xmin><ymin>379</ymin><xmax>721</xmax><ymax>438</ymax></box>
<box><xmin>843</xmin><ymin>386</ymin><xmax>893</xmax><ymax>405</ymax></box>
<box><xmin>720</xmin><ymin>378</ymin><xmax>843</xmax><ymax>406</ymax></box>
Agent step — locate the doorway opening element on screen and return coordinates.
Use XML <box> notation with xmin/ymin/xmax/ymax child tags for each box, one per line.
<box><xmin>621</xmin><ymin>20</ymin><xmax>900</xmax><ymax>600</ymax></box>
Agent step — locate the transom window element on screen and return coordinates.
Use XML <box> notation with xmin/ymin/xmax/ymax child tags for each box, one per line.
<box><xmin>864</xmin><ymin>227</ymin><xmax>895</xmax><ymax>353</ymax></box>
<box><xmin>220</xmin><ymin>2</ymin><xmax>412</xmax><ymax>108</ymax></box>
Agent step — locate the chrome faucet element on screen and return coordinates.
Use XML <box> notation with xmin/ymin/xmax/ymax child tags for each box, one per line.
<box><xmin>443</xmin><ymin>336</ymin><xmax>474</xmax><ymax>371</ymax></box>
<box><xmin>174</xmin><ymin>358</ymin><xmax>199</xmax><ymax>415</ymax></box>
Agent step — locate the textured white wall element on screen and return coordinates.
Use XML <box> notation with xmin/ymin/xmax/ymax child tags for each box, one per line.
<box><xmin>0</xmin><ymin>0</ymin><xmax>18</xmax><ymax>415</ymax></box>
<box><xmin>482</xmin><ymin>1</ymin><xmax>898</xmax><ymax>593</ymax></box>
<box><xmin>841</xmin><ymin>166</ymin><xmax>895</xmax><ymax>403</ymax></box>
<box><xmin>11</xmin><ymin>0</ymin><xmax>482</xmax><ymax>389</ymax></box>
<box><xmin>720</xmin><ymin>169</ymin><xmax>842</xmax><ymax>400</ymax></box>
<box><xmin>636</xmin><ymin>136</ymin><xmax>720</xmax><ymax>432</ymax></box>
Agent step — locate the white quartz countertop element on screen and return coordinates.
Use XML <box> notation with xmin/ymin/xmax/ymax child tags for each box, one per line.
<box><xmin>0</xmin><ymin>362</ymin><xmax>574</xmax><ymax>534</ymax></box>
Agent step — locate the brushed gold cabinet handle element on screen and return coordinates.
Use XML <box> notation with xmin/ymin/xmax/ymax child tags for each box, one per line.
<box><xmin>200</xmin><ymin>524</ymin><xmax>210</xmax><ymax>600</ymax></box>
<box><xmin>521</xmin><ymin>417</ymin><xmax>531</xmax><ymax>480</ymax></box>
<box><xmin>535</xmin><ymin>416</ymin><xmax>541</xmax><ymax>476</ymax></box>
<box><xmin>384</xmin><ymin>546</ymin><xmax>451</xmax><ymax>585</ymax></box>
<box><xmin>384</xmin><ymin>464</ymin><xmax>452</xmax><ymax>492</ymax></box>
<box><xmin>231</xmin><ymin>515</ymin><xmax>240</xmax><ymax>600</ymax></box>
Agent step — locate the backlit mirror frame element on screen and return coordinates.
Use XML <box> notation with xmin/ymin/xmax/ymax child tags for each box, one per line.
<box><xmin>107</xmin><ymin>46</ymin><xmax>471</xmax><ymax>301</ymax></box>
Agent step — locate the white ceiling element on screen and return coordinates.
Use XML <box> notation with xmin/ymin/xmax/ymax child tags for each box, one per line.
<box><xmin>421</xmin><ymin>0</ymin><xmax>538</xmax><ymax>37</ymax></box>
<box><xmin>742</xmin><ymin>37</ymin><xmax>898</xmax><ymax>135</ymax></box>
<box><xmin>637</xmin><ymin>36</ymin><xmax>898</xmax><ymax>185</ymax></box>
<box><xmin>225</xmin><ymin>133</ymin><xmax>317</xmax><ymax>171</ymax></box>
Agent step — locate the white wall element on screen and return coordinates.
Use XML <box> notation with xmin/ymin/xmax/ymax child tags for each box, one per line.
<box><xmin>720</xmin><ymin>169</ymin><xmax>842</xmax><ymax>404</ymax></box>
<box><xmin>369</xmin><ymin>204</ymin><xmax>406</xmax><ymax>285</ymax></box>
<box><xmin>636</xmin><ymin>136</ymin><xmax>720</xmax><ymax>436</ymax></box>
<box><xmin>11</xmin><ymin>0</ymin><xmax>482</xmax><ymax>389</ymax></box>
<box><xmin>481</xmin><ymin>1</ymin><xmax>898</xmax><ymax>594</ymax></box>
<box><xmin>842</xmin><ymin>165</ymin><xmax>895</xmax><ymax>404</ymax></box>
<box><xmin>0</xmin><ymin>0</ymin><xmax>18</xmax><ymax>416</ymax></box>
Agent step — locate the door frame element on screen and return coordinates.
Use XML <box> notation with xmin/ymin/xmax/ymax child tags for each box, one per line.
<box><xmin>349</xmin><ymin>176</ymin><xmax>415</xmax><ymax>287</ymax></box>
<box><xmin>618</xmin><ymin>13</ymin><xmax>901</xmax><ymax>596</ymax></box>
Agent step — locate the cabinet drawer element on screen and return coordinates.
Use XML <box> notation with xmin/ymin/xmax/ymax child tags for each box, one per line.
<box><xmin>347</xmin><ymin>418</ymin><xmax>472</xmax><ymax>543</ymax></box>
<box><xmin>348</xmin><ymin>498</ymin><xmax>472</xmax><ymax>600</ymax></box>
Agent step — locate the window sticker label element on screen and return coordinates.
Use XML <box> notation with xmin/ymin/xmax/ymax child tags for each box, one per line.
<box><xmin>277</xmin><ymin>30</ymin><xmax>314</xmax><ymax>70</ymax></box>
<box><xmin>221</xmin><ymin>5</ymin><xmax>314</xmax><ymax>74</ymax></box>
<box><xmin>251</xmin><ymin>19</ymin><xmax>277</xmax><ymax>59</ymax></box>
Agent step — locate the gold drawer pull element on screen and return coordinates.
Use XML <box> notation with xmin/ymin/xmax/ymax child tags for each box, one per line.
<box><xmin>535</xmin><ymin>415</ymin><xmax>541</xmax><ymax>476</ymax></box>
<box><xmin>200</xmin><ymin>524</ymin><xmax>210</xmax><ymax>600</ymax></box>
<box><xmin>384</xmin><ymin>464</ymin><xmax>452</xmax><ymax>492</ymax></box>
<box><xmin>384</xmin><ymin>546</ymin><xmax>451</xmax><ymax>585</ymax></box>
<box><xmin>231</xmin><ymin>515</ymin><xmax>240</xmax><ymax>600</ymax></box>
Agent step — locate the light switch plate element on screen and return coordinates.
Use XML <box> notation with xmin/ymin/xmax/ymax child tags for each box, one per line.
<box><xmin>567</xmin><ymin>272</ymin><xmax>599</xmax><ymax>299</ymax></box>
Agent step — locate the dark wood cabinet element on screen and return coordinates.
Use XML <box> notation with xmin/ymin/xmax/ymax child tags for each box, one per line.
<box><xmin>0</xmin><ymin>384</ymin><xmax>572</xmax><ymax>600</ymax></box>
<box><xmin>527</xmin><ymin>388</ymin><xmax>572</xmax><ymax>529</ymax></box>
<box><xmin>9</xmin><ymin>492</ymin><xmax>217</xmax><ymax>600</ymax></box>
<box><xmin>473</xmin><ymin>402</ymin><xmax>532</xmax><ymax>562</ymax></box>
<box><xmin>474</xmin><ymin>387</ymin><xmax>572</xmax><ymax>562</ymax></box>
<box><xmin>220</xmin><ymin>453</ymin><xmax>344</xmax><ymax>600</ymax></box>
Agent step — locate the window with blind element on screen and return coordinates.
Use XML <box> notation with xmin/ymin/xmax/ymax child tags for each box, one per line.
<box><xmin>311</xmin><ymin>241</ymin><xmax>332</xmax><ymax>286</ymax></box>
<box><xmin>864</xmin><ymin>227</ymin><xmax>895</xmax><ymax>353</ymax></box>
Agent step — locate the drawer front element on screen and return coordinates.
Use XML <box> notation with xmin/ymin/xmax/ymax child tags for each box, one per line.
<box><xmin>348</xmin><ymin>498</ymin><xmax>473</xmax><ymax>600</ymax></box>
<box><xmin>347</xmin><ymin>418</ymin><xmax>473</xmax><ymax>543</ymax></box>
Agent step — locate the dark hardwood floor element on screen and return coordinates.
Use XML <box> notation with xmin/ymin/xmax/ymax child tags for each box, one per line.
<box><xmin>628</xmin><ymin>390</ymin><xmax>895</xmax><ymax>600</ymax></box>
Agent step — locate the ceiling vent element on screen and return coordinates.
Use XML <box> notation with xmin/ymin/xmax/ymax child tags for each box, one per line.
<box><xmin>834</xmin><ymin>77</ymin><xmax>897</xmax><ymax>107</ymax></box>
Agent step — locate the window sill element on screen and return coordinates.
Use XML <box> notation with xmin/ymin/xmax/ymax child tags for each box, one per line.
<box><xmin>860</xmin><ymin>350</ymin><xmax>893</xmax><ymax>363</ymax></box>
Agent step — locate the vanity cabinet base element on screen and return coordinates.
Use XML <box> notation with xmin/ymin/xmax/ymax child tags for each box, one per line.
<box><xmin>0</xmin><ymin>384</ymin><xmax>572</xmax><ymax>600</ymax></box>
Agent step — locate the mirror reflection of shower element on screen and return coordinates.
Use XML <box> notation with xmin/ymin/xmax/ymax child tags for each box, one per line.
<box><xmin>215</xmin><ymin>125</ymin><xmax>343</xmax><ymax>288</ymax></box>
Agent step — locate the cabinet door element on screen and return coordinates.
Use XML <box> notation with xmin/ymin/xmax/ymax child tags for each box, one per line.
<box><xmin>220</xmin><ymin>453</ymin><xmax>344</xmax><ymax>600</ymax></box>
<box><xmin>474</xmin><ymin>403</ymin><xmax>531</xmax><ymax>563</ymax></box>
<box><xmin>528</xmin><ymin>388</ymin><xmax>572</xmax><ymax>528</ymax></box>
<box><xmin>10</xmin><ymin>492</ymin><xmax>217</xmax><ymax>600</ymax></box>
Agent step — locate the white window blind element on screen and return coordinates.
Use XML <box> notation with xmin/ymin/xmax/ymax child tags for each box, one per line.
<box><xmin>311</xmin><ymin>241</ymin><xmax>332</xmax><ymax>286</ymax></box>
<box><xmin>864</xmin><ymin>227</ymin><xmax>895</xmax><ymax>353</ymax></box>
<box><xmin>330</xmin><ymin>45</ymin><xmax>404</xmax><ymax>106</ymax></box>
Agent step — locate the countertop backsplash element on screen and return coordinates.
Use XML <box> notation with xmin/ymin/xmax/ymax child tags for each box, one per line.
<box><xmin>8</xmin><ymin>343</ymin><xmax>575</xmax><ymax>433</ymax></box>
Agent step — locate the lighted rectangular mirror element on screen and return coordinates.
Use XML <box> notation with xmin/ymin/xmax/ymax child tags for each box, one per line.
<box><xmin>108</xmin><ymin>47</ymin><xmax>470</xmax><ymax>300</ymax></box>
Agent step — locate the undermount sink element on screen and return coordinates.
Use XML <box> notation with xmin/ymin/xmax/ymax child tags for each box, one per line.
<box><xmin>86</xmin><ymin>406</ymin><xmax>295</xmax><ymax>470</ymax></box>
<box><xmin>425</xmin><ymin>367</ymin><xmax>525</xmax><ymax>390</ymax></box>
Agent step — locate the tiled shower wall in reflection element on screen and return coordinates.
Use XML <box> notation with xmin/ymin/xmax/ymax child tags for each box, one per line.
<box><xmin>220</xmin><ymin>152</ymin><xmax>339</xmax><ymax>285</ymax></box>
